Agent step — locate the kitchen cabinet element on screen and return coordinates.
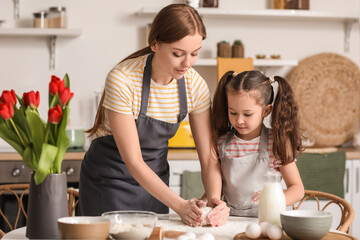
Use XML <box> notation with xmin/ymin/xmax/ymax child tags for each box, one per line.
<box><xmin>0</xmin><ymin>28</ymin><xmax>82</xmax><ymax>70</ymax></box>
<box><xmin>348</xmin><ymin>159</ymin><xmax>360</xmax><ymax>238</ymax></box>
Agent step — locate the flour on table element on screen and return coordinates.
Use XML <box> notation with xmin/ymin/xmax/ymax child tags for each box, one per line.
<box><xmin>159</xmin><ymin>214</ymin><xmax>257</xmax><ymax>240</ymax></box>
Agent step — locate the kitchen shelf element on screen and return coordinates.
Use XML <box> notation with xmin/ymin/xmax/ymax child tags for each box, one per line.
<box><xmin>138</xmin><ymin>8</ymin><xmax>359</xmax><ymax>21</ymax></box>
<box><xmin>0</xmin><ymin>28</ymin><xmax>82</xmax><ymax>70</ymax></box>
<box><xmin>137</xmin><ymin>8</ymin><xmax>359</xmax><ymax>52</ymax></box>
<box><xmin>194</xmin><ymin>58</ymin><xmax>298</xmax><ymax>67</ymax></box>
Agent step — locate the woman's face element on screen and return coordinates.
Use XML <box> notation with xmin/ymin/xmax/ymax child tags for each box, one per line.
<box><xmin>227</xmin><ymin>91</ymin><xmax>271</xmax><ymax>141</ymax></box>
<box><xmin>151</xmin><ymin>33</ymin><xmax>203</xmax><ymax>83</ymax></box>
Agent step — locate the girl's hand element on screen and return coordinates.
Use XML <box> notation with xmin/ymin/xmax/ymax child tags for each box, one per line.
<box><xmin>206</xmin><ymin>198</ymin><xmax>230</xmax><ymax>227</ymax></box>
<box><xmin>251</xmin><ymin>190</ymin><xmax>262</xmax><ymax>204</ymax></box>
<box><xmin>178</xmin><ymin>199</ymin><xmax>203</xmax><ymax>227</ymax></box>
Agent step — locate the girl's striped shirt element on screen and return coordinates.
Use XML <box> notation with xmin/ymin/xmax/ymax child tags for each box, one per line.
<box><xmin>95</xmin><ymin>54</ymin><xmax>210</xmax><ymax>138</ymax></box>
<box><xmin>217</xmin><ymin>129</ymin><xmax>282</xmax><ymax>171</ymax></box>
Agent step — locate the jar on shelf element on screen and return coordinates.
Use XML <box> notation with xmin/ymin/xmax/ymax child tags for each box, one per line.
<box><xmin>202</xmin><ymin>0</ymin><xmax>218</xmax><ymax>8</ymax></box>
<box><xmin>33</xmin><ymin>11</ymin><xmax>48</xmax><ymax>29</ymax></box>
<box><xmin>217</xmin><ymin>41</ymin><xmax>231</xmax><ymax>58</ymax></box>
<box><xmin>186</xmin><ymin>0</ymin><xmax>200</xmax><ymax>8</ymax></box>
<box><xmin>48</xmin><ymin>6</ymin><xmax>67</xmax><ymax>28</ymax></box>
<box><xmin>272</xmin><ymin>0</ymin><xmax>287</xmax><ymax>9</ymax></box>
<box><xmin>232</xmin><ymin>40</ymin><xmax>244</xmax><ymax>58</ymax></box>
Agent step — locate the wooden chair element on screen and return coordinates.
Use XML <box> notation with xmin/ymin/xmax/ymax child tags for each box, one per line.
<box><xmin>292</xmin><ymin>190</ymin><xmax>354</xmax><ymax>234</ymax></box>
<box><xmin>0</xmin><ymin>183</ymin><xmax>79</xmax><ymax>238</ymax></box>
<box><xmin>217</xmin><ymin>57</ymin><xmax>254</xmax><ymax>81</ymax></box>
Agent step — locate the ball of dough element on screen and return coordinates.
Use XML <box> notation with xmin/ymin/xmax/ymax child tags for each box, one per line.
<box><xmin>200</xmin><ymin>206</ymin><xmax>213</xmax><ymax>226</ymax></box>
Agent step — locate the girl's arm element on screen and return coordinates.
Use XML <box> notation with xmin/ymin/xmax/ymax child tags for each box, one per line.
<box><xmin>108</xmin><ymin>109</ymin><xmax>202</xmax><ymax>226</ymax></box>
<box><xmin>189</xmin><ymin>109</ymin><xmax>230</xmax><ymax>226</ymax></box>
<box><xmin>280</xmin><ymin>161</ymin><xmax>305</xmax><ymax>206</ymax></box>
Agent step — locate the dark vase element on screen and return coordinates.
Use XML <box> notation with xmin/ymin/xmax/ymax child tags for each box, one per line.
<box><xmin>26</xmin><ymin>172</ymin><xmax>68</xmax><ymax>239</ymax></box>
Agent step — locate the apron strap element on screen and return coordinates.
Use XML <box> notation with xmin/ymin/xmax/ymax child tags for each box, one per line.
<box><xmin>139</xmin><ymin>54</ymin><xmax>153</xmax><ymax>117</ymax></box>
<box><xmin>140</xmin><ymin>53</ymin><xmax>188</xmax><ymax>122</ymax></box>
<box><xmin>178</xmin><ymin>77</ymin><xmax>187</xmax><ymax>122</ymax></box>
<box><xmin>258</xmin><ymin>125</ymin><xmax>269</xmax><ymax>160</ymax></box>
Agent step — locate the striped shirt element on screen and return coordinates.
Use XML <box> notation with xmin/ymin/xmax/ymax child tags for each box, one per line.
<box><xmin>218</xmin><ymin>130</ymin><xmax>282</xmax><ymax>171</ymax></box>
<box><xmin>95</xmin><ymin>54</ymin><xmax>211</xmax><ymax>137</ymax></box>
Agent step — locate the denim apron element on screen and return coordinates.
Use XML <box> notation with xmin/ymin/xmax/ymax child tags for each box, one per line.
<box><xmin>79</xmin><ymin>54</ymin><xmax>188</xmax><ymax>215</ymax></box>
<box><xmin>220</xmin><ymin>125</ymin><xmax>272</xmax><ymax>217</ymax></box>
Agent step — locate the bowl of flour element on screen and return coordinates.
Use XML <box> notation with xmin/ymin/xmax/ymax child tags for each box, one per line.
<box><xmin>102</xmin><ymin>210</ymin><xmax>157</xmax><ymax>240</ymax></box>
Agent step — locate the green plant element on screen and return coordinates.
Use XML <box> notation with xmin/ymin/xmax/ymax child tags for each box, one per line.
<box><xmin>233</xmin><ymin>40</ymin><xmax>243</xmax><ymax>45</ymax></box>
<box><xmin>0</xmin><ymin>74</ymin><xmax>73</xmax><ymax>184</ymax></box>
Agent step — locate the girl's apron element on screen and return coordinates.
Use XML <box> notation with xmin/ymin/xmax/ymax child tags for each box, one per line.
<box><xmin>79</xmin><ymin>54</ymin><xmax>188</xmax><ymax>216</ymax></box>
<box><xmin>220</xmin><ymin>126</ymin><xmax>272</xmax><ymax>217</ymax></box>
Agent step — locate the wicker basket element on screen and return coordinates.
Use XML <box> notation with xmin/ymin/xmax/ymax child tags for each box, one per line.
<box><xmin>287</xmin><ymin>53</ymin><xmax>360</xmax><ymax>147</ymax></box>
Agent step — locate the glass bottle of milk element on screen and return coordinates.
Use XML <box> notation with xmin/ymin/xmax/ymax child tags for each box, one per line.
<box><xmin>258</xmin><ymin>171</ymin><xmax>286</xmax><ymax>226</ymax></box>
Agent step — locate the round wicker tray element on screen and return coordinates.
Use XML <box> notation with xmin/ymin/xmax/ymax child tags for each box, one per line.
<box><xmin>287</xmin><ymin>53</ymin><xmax>360</xmax><ymax>147</ymax></box>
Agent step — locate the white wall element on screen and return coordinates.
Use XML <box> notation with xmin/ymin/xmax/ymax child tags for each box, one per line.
<box><xmin>0</xmin><ymin>0</ymin><xmax>359</xmax><ymax>149</ymax></box>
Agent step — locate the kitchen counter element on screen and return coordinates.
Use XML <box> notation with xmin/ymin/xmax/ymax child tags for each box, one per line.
<box><xmin>0</xmin><ymin>149</ymin><xmax>199</xmax><ymax>161</ymax></box>
<box><xmin>1</xmin><ymin>148</ymin><xmax>360</xmax><ymax>161</ymax></box>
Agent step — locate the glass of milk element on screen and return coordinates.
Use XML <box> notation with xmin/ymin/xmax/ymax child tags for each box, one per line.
<box><xmin>258</xmin><ymin>171</ymin><xmax>286</xmax><ymax>226</ymax></box>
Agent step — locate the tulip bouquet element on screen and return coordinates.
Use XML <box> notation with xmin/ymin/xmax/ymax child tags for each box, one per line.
<box><xmin>0</xmin><ymin>74</ymin><xmax>74</xmax><ymax>185</ymax></box>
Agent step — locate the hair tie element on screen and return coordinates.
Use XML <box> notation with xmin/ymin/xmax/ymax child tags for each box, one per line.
<box><xmin>269</xmin><ymin>76</ymin><xmax>275</xmax><ymax>83</ymax></box>
<box><xmin>232</xmin><ymin>72</ymin><xmax>238</xmax><ymax>77</ymax></box>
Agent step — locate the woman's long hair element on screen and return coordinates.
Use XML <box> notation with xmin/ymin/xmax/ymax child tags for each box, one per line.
<box><xmin>211</xmin><ymin>70</ymin><xmax>303</xmax><ymax>165</ymax></box>
<box><xmin>87</xmin><ymin>4</ymin><xmax>206</xmax><ymax>137</ymax></box>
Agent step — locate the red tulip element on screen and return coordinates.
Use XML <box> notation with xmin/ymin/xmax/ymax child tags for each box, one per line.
<box><xmin>23</xmin><ymin>91</ymin><xmax>40</xmax><ymax>110</ymax></box>
<box><xmin>59</xmin><ymin>88</ymin><xmax>71</xmax><ymax>105</ymax></box>
<box><xmin>0</xmin><ymin>90</ymin><xmax>17</xmax><ymax>105</ymax></box>
<box><xmin>0</xmin><ymin>103</ymin><xmax>14</xmax><ymax>120</ymax></box>
<box><xmin>48</xmin><ymin>105</ymin><xmax>63</xmax><ymax>124</ymax></box>
<box><xmin>49</xmin><ymin>75</ymin><xmax>65</xmax><ymax>96</ymax></box>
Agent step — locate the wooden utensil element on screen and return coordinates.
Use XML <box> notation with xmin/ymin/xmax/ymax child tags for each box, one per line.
<box><xmin>233</xmin><ymin>232</ymin><xmax>357</xmax><ymax>240</ymax></box>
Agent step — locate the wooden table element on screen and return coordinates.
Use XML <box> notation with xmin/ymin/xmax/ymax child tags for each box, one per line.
<box><xmin>3</xmin><ymin>217</ymin><xmax>357</xmax><ymax>240</ymax></box>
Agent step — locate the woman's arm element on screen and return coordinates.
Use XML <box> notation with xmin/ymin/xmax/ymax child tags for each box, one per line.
<box><xmin>108</xmin><ymin>109</ymin><xmax>202</xmax><ymax>225</ymax></box>
<box><xmin>280</xmin><ymin>161</ymin><xmax>305</xmax><ymax>206</ymax></box>
<box><xmin>189</xmin><ymin>109</ymin><xmax>229</xmax><ymax>226</ymax></box>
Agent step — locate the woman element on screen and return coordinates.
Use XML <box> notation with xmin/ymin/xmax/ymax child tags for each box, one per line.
<box><xmin>79</xmin><ymin>3</ymin><xmax>229</xmax><ymax>227</ymax></box>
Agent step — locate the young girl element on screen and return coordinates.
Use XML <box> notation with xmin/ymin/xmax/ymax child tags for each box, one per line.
<box><xmin>211</xmin><ymin>70</ymin><xmax>304</xmax><ymax>217</ymax></box>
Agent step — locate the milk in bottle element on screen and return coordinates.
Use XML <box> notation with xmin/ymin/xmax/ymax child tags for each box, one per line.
<box><xmin>258</xmin><ymin>171</ymin><xmax>286</xmax><ymax>226</ymax></box>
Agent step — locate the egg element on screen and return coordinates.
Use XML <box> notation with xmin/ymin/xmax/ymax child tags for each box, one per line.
<box><xmin>259</xmin><ymin>221</ymin><xmax>271</xmax><ymax>237</ymax></box>
<box><xmin>183</xmin><ymin>232</ymin><xmax>197</xmax><ymax>239</ymax></box>
<box><xmin>267</xmin><ymin>224</ymin><xmax>283</xmax><ymax>240</ymax></box>
<box><xmin>245</xmin><ymin>223</ymin><xmax>262</xmax><ymax>239</ymax></box>
<box><xmin>176</xmin><ymin>235</ymin><xmax>190</xmax><ymax>240</ymax></box>
<box><xmin>197</xmin><ymin>232</ymin><xmax>215</xmax><ymax>240</ymax></box>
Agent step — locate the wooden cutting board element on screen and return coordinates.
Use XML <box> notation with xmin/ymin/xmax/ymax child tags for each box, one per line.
<box><xmin>234</xmin><ymin>232</ymin><xmax>357</xmax><ymax>240</ymax></box>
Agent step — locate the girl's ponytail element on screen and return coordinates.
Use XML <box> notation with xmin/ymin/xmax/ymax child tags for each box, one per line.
<box><xmin>211</xmin><ymin>71</ymin><xmax>236</xmax><ymax>154</ymax></box>
<box><xmin>271</xmin><ymin>76</ymin><xmax>303</xmax><ymax>165</ymax></box>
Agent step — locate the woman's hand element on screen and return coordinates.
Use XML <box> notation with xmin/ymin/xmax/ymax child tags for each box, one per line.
<box><xmin>251</xmin><ymin>190</ymin><xmax>262</xmax><ymax>204</ymax></box>
<box><xmin>178</xmin><ymin>199</ymin><xmax>203</xmax><ymax>227</ymax></box>
<box><xmin>206</xmin><ymin>198</ymin><xmax>230</xmax><ymax>227</ymax></box>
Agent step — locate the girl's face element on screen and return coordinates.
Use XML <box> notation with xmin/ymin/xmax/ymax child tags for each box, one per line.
<box><xmin>227</xmin><ymin>91</ymin><xmax>271</xmax><ymax>141</ymax></box>
<box><xmin>151</xmin><ymin>33</ymin><xmax>203</xmax><ymax>83</ymax></box>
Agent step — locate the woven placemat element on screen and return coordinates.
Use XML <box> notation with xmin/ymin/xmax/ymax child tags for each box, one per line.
<box><xmin>287</xmin><ymin>53</ymin><xmax>360</xmax><ymax>147</ymax></box>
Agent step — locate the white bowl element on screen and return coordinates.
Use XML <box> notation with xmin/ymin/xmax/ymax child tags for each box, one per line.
<box><xmin>281</xmin><ymin>210</ymin><xmax>332</xmax><ymax>240</ymax></box>
<box><xmin>58</xmin><ymin>216</ymin><xmax>110</xmax><ymax>239</ymax></box>
<box><xmin>101</xmin><ymin>210</ymin><xmax>157</xmax><ymax>240</ymax></box>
